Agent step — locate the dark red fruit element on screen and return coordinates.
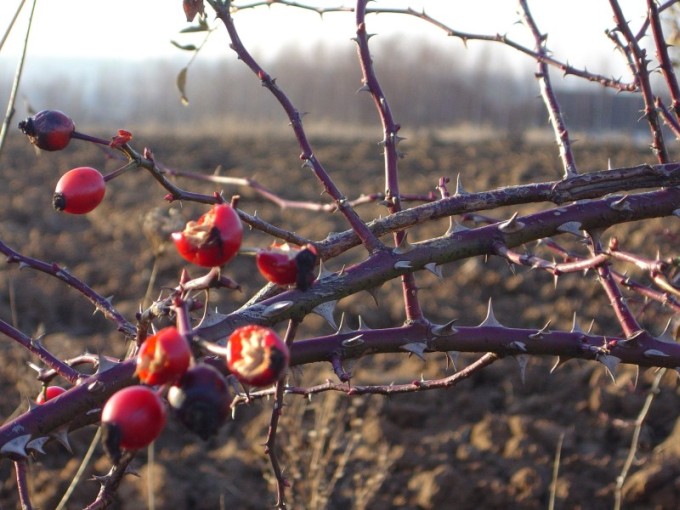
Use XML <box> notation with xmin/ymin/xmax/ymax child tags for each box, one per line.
<box><xmin>35</xmin><ymin>385</ymin><xmax>67</xmax><ymax>404</ymax></box>
<box><xmin>136</xmin><ymin>326</ymin><xmax>191</xmax><ymax>386</ymax></box>
<box><xmin>18</xmin><ymin>110</ymin><xmax>75</xmax><ymax>151</ymax></box>
<box><xmin>226</xmin><ymin>325</ymin><xmax>289</xmax><ymax>387</ymax></box>
<box><xmin>168</xmin><ymin>364</ymin><xmax>231</xmax><ymax>440</ymax></box>
<box><xmin>172</xmin><ymin>203</ymin><xmax>243</xmax><ymax>267</ymax></box>
<box><xmin>101</xmin><ymin>386</ymin><xmax>166</xmax><ymax>462</ymax></box>
<box><xmin>53</xmin><ymin>167</ymin><xmax>106</xmax><ymax>214</ymax></box>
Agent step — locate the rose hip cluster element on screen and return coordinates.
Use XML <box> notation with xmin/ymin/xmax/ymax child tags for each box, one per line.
<box><xmin>19</xmin><ymin>110</ymin><xmax>314</xmax><ymax>461</ymax></box>
<box><xmin>102</xmin><ymin>205</ymin><xmax>292</xmax><ymax>459</ymax></box>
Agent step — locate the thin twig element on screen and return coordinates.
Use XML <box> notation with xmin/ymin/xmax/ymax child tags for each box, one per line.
<box><xmin>0</xmin><ymin>0</ymin><xmax>36</xmax><ymax>154</ymax></box>
<box><xmin>55</xmin><ymin>428</ymin><xmax>103</xmax><ymax>510</ymax></box>
<box><xmin>614</xmin><ymin>368</ymin><xmax>666</xmax><ymax>510</ymax></box>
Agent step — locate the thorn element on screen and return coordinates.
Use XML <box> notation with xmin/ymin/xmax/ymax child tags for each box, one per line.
<box><xmin>596</xmin><ymin>354</ymin><xmax>621</xmax><ymax>382</ymax></box>
<box><xmin>445</xmin><ymin>220</ymin><xmax>469</xmax><ymax>236</ymax></box>
<box><xmin>550</xmin><ymin>356</ymin><xmax>571</xmax><ymax>373</ymax></box>
<box><xmin>357</xmin><ymin>316</ymin><xmax>372</xmax><ymax>330</ymax></box>
<box><xmin>0</xmin><ymin>434</ymin><xmax>31</xmax><ymax>458</ymax></box>
<box><xmin>26</xmin><ymin>436</ymin><xmax>49</xmax><ymax>455</ymax></box>
<box><xmin>446</xmin><ymin>351</ymin><xmax>459</xmax><ymax>371</ymax></box>
<box><xmin>557</xmin><ymin>221</ymin><xmax>584</xmax><ymax>238</ymax></box>
<box><xmin>336</xmin><ymin>313</ymin><xmax>354</xmax><ymax>335</ymax></box>
<box><xmin>624</xmin><ymin>330</ymin><xmax>646</xmax><ymax>343</ymax></box>
<box><xmin>96</xmin><ymin>354</ymin><xmax>119</xmax><ymax>374</ymax></box>
<box><xmin>262</xmin><ymin>300</ymin><xmax>294</xmax><ymax>318</ymax></box>
<box><xmin>609</xmin><ymin>195</ymin><xmax>632</xmax><ymax>212</ymax></box>
<box><xmin>586</xmin><ymin>319</ymin><xmax>595</xmax><ymax>334</ymax></box>
<box><xmin>312</xmin><ymin>301</ymin><xmax>338</xmax><ymax>330</ymax></box>
<box><xmin>509</xmin><ymin>341</ymin><xmax>527</xmax><ymax>352</ymax></box>
<box><xmin>317</xmin><ymin>259</ymin><xmax>334</xmax><ymax>280</ymax></box>
<box><xmin>393</xmin><ymin>260</ymin><xmax>413</xmax><ymax>270</ymax></box>
<box><xmin>400</xmin><ymin>342</ymin><xmax>427</xmax><ymax>361</ymax></box>
<box><xmin>656</xmin><ymin>318</ymin><xmax>676</xmax><ymax>343</ymax></box>
<box><xmin>50</xmin><ymin>424</ymin><xmax>73</xmax><ymax>453</ymax></box>
<box><xmin>514</xmin><ymin>354</ymin><xmax>529</xmax><ymax>384</ymax></box>
<box><xmin>393</xmin><ymin>233</ymin><xmax>413</xmax><ymax>254</ymax></box>
<box><xmin>424</xmin><ymin>262</ymin><xmax>443</xmax><ymax>279</ymax></box>
<box><xmin>431</xmin><ymin>318</ymin><xmax>458</xmax><ymax>337</ymax></box>
<box><xmin>454</xmin><ymin>174</ymin><xmax>468</xmax><ymax>195</ymax></box>
<box><xmin>498</xmin><ymin>212</ymin><xmax>526</xmax><ymax>233</ymax></box>
<box><xmin>93</xmin><ymin>296</ymin><xmax>115</xmax><ymax>316</ymax></box>
<box><xmin>528</xmin><ymin>320</ymin><xmax>552</xmax><ymax>340</ymax></box>
<box><xmin>341</xmin><ymin>334</ymin><xmax>364</xmax><ymax>348</ymax></box>
<box><xmin>479</xmin><ymin>299</ymin><xmax>502</xmax><ymax>327</ymax></box>
<box><xmin>570</xmin><ymin>313</ymin><xmax>584</xmax><ymax>334</ymax></box>
<box><xmin>32</xmin><ymin>334</ymin><xmax>45</xmax><ymax>349</ymax></box>
<box><xmin>643</xmin><ymin>349</ymin><xmax>670</xmax><ymax>358</ymax></box>
<box><xmin>26</xmin><ymin>361</ymin><xmax>42</xmax><ymax>374</ymax></box>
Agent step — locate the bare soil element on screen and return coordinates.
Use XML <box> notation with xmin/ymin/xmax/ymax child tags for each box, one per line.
<box><xmin>0</xmin><ymin>132</ymin><xmax>679</xmax><ymax>509</ymax></box>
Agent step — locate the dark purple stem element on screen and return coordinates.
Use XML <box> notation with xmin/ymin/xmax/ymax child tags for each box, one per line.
<box><xmin>198</xmin><ymin>186</ymin><xmax>680</xmax><ymax>341</ymax></box>
<box><xmin>590</xmin><ymin>235</ymin><xmax>641</xmax><ymax>338</ymax></box>
<box><xmin>0</xmin><ymin>239</ymin><xmax>135</xmax><ymax>338</ymax></box>
<box><xmin>0</xmin><ymin>359</ymin><xmax>136</xmax><ymax>458</ymax></box>
<box><xmin>265</xmin><ymin>319</ymin><xmax>299</xmax><ymax>509</ymax></box>
<box><xmin>210</xmin><ymin>2</ymin><xmax>384</xmax><ymax>254</ymax></box>
<box><xmin>0</xmin><ymin>318</ymin><xmax>81</xmax><ymax>383</ymax></box>
<box><xmin>15</xmin><ymin>460</ymin><xmax>33</xmax><ymax>510</ymax></box>
<box><xmin>519</xmin><ymin>0</ymin><xmax>577</xmax><ymax>178</ymax></box>
<box><xmin>354</xmin><ymin>0</ymin><xmax>423</xmax><ymax>322</ymax></box>
<box><xmin>648</xmin><ymin>0</ymin><xmax>680</xmax><ymax>116</ymax></box>
<box><xmin>610</xmin><ymin>0</ymin><xmax>669</xmax><ymax>163</ymax></box>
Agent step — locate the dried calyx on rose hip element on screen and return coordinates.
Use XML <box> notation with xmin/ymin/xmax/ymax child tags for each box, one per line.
<box><xmin>172</xmin><ymin>203</ymin><xmax>243</xmax><ymax>268</ymax></box>
<box><xmin>35</xmin><ymin>385</ymin><xmax>67</xmax><ymax>404</ymax></box>
<box><xmin>18</xmin><ymin>110</ymin><xmax>75</xmax><ymax>151</ymax></box>
<box><xmin>168</xmin><ymin>364</ymin><xmax>232</xmax><ymax>440</ymax></box>
<box><xmin>53</xmin><ymin>167</ymin><xmax>106</xmax><ymax>214</ymax></box>
<box><xmin>136</xmin><ymin>326</ymin><xmax>192</xmax><ymax>386</ymax></box>
<box><xmin>226</xmin><ymin>325</ymin><xmax>289</xmax><ymax>387</ymax></box>
<box><xmin>101</xmin><ymin>386</ymin><xmax>167</xmax><ymax>463</ymax></box>
<box><xmin>294</xmin><ymin>244</ymin><xmax>318</xmax><ymax>291</ymax></box>
<box><xmin>256</xmin><ymin>243</ymin><xmax>319</xmax><ymax>290</ymax></box>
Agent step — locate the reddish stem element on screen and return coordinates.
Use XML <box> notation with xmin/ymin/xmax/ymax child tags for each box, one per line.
<box><xmin>355</xmin><ymin>0</ymin><xmax>423</xmax><ymax>322</ymax></box>
<box><xmin>212</xmin><ymin>3</ymin><xmax>384</xmax><ymax>254</ymax></box>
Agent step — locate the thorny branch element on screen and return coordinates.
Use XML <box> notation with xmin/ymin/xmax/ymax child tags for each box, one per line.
<box><xmin>2</xmin><ymin>1</ymin><xmax>680</xmax><ymax>508</ymax></box>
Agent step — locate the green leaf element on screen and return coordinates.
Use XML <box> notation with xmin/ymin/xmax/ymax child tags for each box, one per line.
<box><xmin>177</xmin><ymin>67</ymin><xmax>189</xmax><ymax>106</ymax></box>
<box><xmin>171</xmin><ymin>40</ymin><xmax>198</xmax><ymax>51</ymax></box>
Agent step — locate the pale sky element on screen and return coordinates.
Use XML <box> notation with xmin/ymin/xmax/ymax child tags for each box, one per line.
<box><xmin>0</xmin><ymin>0</ymin><xmax>651</xmax><ymax>79</ymax></box>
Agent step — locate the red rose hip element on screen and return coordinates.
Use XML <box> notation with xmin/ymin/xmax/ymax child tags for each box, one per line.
<box><xmin>53</xmin><ymin>167</ymin><xmax>106</xmax><ymax>214</ymax></box>
<box><xmin>136</xmin><ymin>326</ymin><xmax>191</xmax><ymax>386</ymax></box>
<box><xmin>35</xmin><ymin>385</ymin><xmax>67</xmax><ymax>404</ymax></box>
<box><xmin>226</xmin><ymin>325</ymin><xmax>289</xmax><ymax>387</ymax></box>
<box><xmin>172</xmin><ymin>203</ymin><xmax>243</xmax><ymax>267</ymax></box>
<box><xmin>101</xmin><ymin>386</ymin><xmax>166</xmax><ymax>461</ymax></box>
<box><xmin>256</xmin><ymin>243</ymin><xmax>300</xmax><ymax>286</ymax></box>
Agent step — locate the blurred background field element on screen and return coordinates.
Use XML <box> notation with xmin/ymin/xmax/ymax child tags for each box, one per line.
<box><xmin>1</xmin><ymin>129</ymin><xmax>679</xmax><ymax>508</ymax></box>
<box><xmin>2</xmin><ymin>1</ymin><xmax>680</xmax><ymax>507</ymax></box>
